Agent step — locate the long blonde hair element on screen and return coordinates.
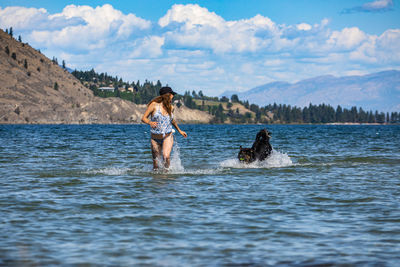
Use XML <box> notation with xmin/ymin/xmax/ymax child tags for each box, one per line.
<box><xmin>148</xmin><ymin>93</ymin><xmax>173</xmax><ymax>116</ymax></box>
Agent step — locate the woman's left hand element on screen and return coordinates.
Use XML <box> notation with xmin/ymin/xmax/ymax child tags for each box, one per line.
<box><xmin>179</xmin><ymin>130</ymin><xmax>187</xmax><ymax>138</ymax></box>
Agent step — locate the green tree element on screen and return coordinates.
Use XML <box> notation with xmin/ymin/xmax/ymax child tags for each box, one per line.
<box><xmin>255</xmin><ymin>110</ymin><xmax>262</xmax><ymax>122</ymax></box>
<box><xmin>245</xmin><ymin>112</ymin><xmax>252</xmax><ymax>122</ymax></box>
<box><xmin>62</xmin><ymin>60</ymin><xmax>66</xmax><ymax>69</ymax></box>
<box><xmin>220</xmin><ymin>96</ymin><xmax>229</xmax><ymax>102</ymax></box>
<box><xmin>249</xmin><ymin>104</ymin><xmax>259</xmax><ymax>113</ymax></box>
<box><xmin>54</xmin><ymin>82</ymin><xmax>59</xmax><ymax>90</ymax></box>
<box><xmin>231</xmin><ymin>94</ymin><xmax>239</xmax><ymax>103</ymax></box>
<box><xmin>24</xmin><ymin>59</ymin><xmax>28</xmax><ymax>69</ymax></box>
<box><xmin>336</xmin><ymin>105</ymin><xmax>343</xmax><ymax>122</ymax></box>
<box><xmin>214</xmin><ymin>104</ymin><xmax>226</xmax><ymax>123</ymax></box>
<box><xmin>302</xmin><ymin>107</ymin><xmax>310</xmax><ymax>123</ymax></box>
<box><xmin>18</xmin><ymin>35</ymin><xmax>22</xmax><ymax>42</ymax></box>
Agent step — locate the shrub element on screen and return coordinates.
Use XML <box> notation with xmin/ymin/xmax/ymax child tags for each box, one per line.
<box><xmin>54</xmin><ymin>82</ymin><xmax>59</xmax><ymax>90</ymax></box>
<box><xmin>11</xmin><ymin>52</ymin><xmax>16</xmax><ymax>60</ymax></box>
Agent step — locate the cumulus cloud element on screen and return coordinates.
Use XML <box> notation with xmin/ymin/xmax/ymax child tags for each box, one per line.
<box><xmin>130</xmin><ymin>36</ymin><xmax>165</xmax><ymax>58</ymax></box>
<box><xmin>0</xmin><ymin>6</ymin><xmax>84</xmax><ymax>31</ymax></box>
<box><xmin>1</xmin><ymin>4</ymin><xmax>151</xmax><ymax>53</ymax></box>
<box><xmin>297</xmin><ymin>23</ymin><xmax>312</xmax><ymax>31</ymax></box>
<box><xmin>159</xmin><ymin>4</ymin><xmax>277</xmax><ymax>54</ymax></box>
<box><xmin>327</xmin><ymin>27</ymin><xmax>368</xmax><ymax>50</ymax></box>
<box><xmin>342</xmin><ymin>0</ymin><xmax>394</xmax><ymax>13</ymax></box>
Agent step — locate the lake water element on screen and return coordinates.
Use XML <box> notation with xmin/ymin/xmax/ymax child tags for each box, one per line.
<box><xmin>0</xmin><ymin>124</ymin><xmax>399</xmax><ymax>266</ymax></box>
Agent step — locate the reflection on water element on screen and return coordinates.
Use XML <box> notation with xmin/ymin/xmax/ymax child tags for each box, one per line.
<box><xmin>0</xmin><ymin>124</ymin><xmax>399</xmax><ymax>266</ymax></box>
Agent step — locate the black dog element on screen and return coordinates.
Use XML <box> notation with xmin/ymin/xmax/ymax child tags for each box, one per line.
<box><xmin>238</xmin><ymin>129</ymin><xmax>272</xmax><ymax>164</ymax></box>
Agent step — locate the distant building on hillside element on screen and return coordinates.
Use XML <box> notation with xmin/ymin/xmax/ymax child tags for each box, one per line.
<box><xmin>98</xmin><ymin>87</ymin><xmax>114</xmax><ymax>91</ymax></box>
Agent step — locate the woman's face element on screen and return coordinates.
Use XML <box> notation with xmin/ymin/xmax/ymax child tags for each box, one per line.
<box><xmin>169</xmin><ymin>93</ymin><xmax>174</xmax><ymax>101</ymax></box>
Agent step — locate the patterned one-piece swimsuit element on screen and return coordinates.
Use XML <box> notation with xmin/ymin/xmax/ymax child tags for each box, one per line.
<box><xmin>150</xmin><ymin>104</ymin><xmax>173</xmax><ymax>145</ymax></box>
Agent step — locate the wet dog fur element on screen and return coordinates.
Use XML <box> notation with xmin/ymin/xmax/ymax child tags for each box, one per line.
<box><xmin>238</xmin><ymin>129</ymin><xmax>272</xmax><ymax>164</ymax></box>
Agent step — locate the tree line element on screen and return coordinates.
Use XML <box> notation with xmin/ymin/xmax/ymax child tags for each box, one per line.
<box><xmin>263</xmin><ymin>103</ymin><xmax>399</xmax><ymax>124</ymax></box>
<box><xmin>179</xmin><ymin>91</ymin><xmax>399</xmax><ymax>124</ymax></box>
<box><xmin>72</xmin><ymin>69</ymin><xmax>165</xmax><ymax>104</ymax></box>
<box><xmin>72</xmin><ymin>69</ymin><xmax>399</xmax><ymax>124</ymax></box>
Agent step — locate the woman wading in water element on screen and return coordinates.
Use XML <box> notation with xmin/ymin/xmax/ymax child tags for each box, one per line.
<box><xmin>141</xmin><ymin>86</ymin><xmax>187</xmax><ymax>170</ymax></box>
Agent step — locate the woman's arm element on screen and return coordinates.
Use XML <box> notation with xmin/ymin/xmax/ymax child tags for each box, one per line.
<box><xmin>171</xmin><ymin>119</ymin><xmax>187</xmax><ymax>138</ymax></box>
<box><xmin>171</xmin><ymin>107</ymin><xmax>187</xmax><ymax>138</ymax></box>
<box><xmin>141</xmin><ymin>103</ymin><xmax>157</xmax><ymax>128</ymax></box>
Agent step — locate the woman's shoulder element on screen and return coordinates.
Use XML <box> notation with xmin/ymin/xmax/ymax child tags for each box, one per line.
<box><xmin>148</xmin><ymin>101</ymin><xmax>158</xmax><ymax>108</ymax></box>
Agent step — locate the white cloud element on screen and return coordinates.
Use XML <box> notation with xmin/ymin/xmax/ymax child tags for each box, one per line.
<box><xmin>362</xmin><ymin>0</ymin><xmax>393</xmax><ymax>11</ymax></box>
<box><xmin>0</xmin><ymin>6</ymin><xmax>84</xmax><ymax>31</ymax></box>
<box><xmin>130</xmin><ymin>36</ymin><xmax>165</xmax><ymax>58</ymax></box>
<box><xmin>159</xmin><ymin>4</ymin><xmax>277</xmax><ymax>54</ymax></box>
<box><xmin>159</xmin><ymin>4</ymin><xmax>224</xmax><ymax>28</ymax></box>
<box><xmin>327</xmin><ymin>27</ymin><xmax>368</xmax><ymax>50</ymax></box>
<box><xmin>2</xmin><ymin>4</ymin><xmax>151</xmax><ymax>53</ymax></box>
<box><xmin>342</xmin><ymin>0</ymin><xmax>394</xmax><ymax>13</ymax></box>
<box><xmin>297</xmin><ymin>23</ymin><xmax>312</xmax><ymax>31</ymax></box>
<box><xmin>376</xmin><ymin>29</ymin><xmax>400</xmax><ymax>62</ymax></box>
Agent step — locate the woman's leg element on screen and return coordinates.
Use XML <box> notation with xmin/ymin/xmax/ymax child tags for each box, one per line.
<box><xmin>162</xmin><ymin>134</ymin><xmax>174</xmax><ymax>168</ymax></box>
<box><xmin>150</xmin><ymin>139</ymin><xmax>162</xmax><ymax>170</ymax></box>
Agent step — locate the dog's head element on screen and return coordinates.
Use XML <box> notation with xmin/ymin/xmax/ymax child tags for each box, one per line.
<box><xmin>238</xmin><ymin>146</ymin><xmax>254</xmax><ymax>163</ymax></box>
<box><xmin>256</xmin><ymin>129</ymin><xmax>272</xmax><ymax>142</ymax></box>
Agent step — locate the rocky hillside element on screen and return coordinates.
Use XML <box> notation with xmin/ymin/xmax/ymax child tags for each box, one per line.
<box><xmin>0</xmin><ymin>29</ymin><xmax>211</xmax><ymax>124</ymax></box>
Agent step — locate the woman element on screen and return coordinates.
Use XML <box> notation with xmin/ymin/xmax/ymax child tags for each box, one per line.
<box><xmin>141</xmin><ymin>86</ymin><xmax>187</xmax><ymax>170</ymax></box>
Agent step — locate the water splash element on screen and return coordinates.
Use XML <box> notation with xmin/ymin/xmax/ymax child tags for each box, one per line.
<box><xmin>84</xmin><ymin>167</ymin><xmax>130</xmax><ymax>176</ymax></box>
<box><xmin>152</xmin><ymin>138</ymin><xmax>223</xmax><ymax>175</ymax></box>
<box><xmin>169</xmin><ymin>137</ymin><xmax>184</xmax><ymax>172</ymax></box>
<box><xmin>83</xmin><ymin>148</ymin><xmax>292</xmax><ymax>177</ymax></box>
<box><xmin>220</xmin><ymin>150</ymin><xmax>293</xmax><ymax>169</ymax></box>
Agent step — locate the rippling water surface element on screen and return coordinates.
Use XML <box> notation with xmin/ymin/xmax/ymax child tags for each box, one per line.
<box><xmin>1</xmin><ymin>124</ymin><xmax>399</xmax><ymax>266</ymax></box>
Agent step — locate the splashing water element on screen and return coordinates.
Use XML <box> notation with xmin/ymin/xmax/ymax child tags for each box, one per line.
<box><xmin>84</xmin><ymin>143</ymin><xmax>292</xmax><ymax>176</ymax></box>
<box><xmin>169</xmin><ymin>136</ymin><xmax>184</xmax><ymax>172</ymax></box>
<box><xmin>152</xmin><ymin>136</ymin><xmax>228</xmax><ymax>175</ymax></box>
<box><xmin>84</xmin><ymin>167</ymin><xmax>130</xmax><ymax>176</ymax></box>
<box><xmin>220</xmin><ymin>150</ymin><xmax>293</xmax><ymax>169</ymax></box>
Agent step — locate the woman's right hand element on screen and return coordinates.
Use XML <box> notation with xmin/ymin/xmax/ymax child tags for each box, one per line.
<box><xmin>179</xmin><ymin>130</ymin><xmax>187</xmax><ymax>138</ymax></box>
<box><xmin>149</xmin><ymin>121</ymin><xmax>158</xmax><ymax>128</ymax></box>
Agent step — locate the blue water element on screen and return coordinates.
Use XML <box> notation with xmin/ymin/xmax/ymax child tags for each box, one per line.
<box><xmin>0</xmin><ymin>124</ymin><xmax>399</xmax><ymax>266</ymax></box>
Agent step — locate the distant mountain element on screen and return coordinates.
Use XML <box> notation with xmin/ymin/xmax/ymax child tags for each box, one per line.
<box><xmin>221</xmin><ymin>71</ymin><xmax>400</xmax><ymax>112</ymax></box>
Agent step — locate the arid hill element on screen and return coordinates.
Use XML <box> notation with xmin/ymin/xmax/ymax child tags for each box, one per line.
<box><xmin>0</xmin><ymin>29</ymin><xmax>212</xmax><ymax>124</ymax></box>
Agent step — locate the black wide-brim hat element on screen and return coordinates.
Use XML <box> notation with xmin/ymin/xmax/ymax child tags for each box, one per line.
<box><xmin>159</xmin><ymin>86</ymin><xmax>177</xmax><ymax>95</ymax></box>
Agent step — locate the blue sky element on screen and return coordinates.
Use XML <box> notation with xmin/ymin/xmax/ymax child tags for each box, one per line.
<box><xmin>1</xmin><ymin>0</ymin><xmax>399</xmax><ymax>96</ymax></box>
